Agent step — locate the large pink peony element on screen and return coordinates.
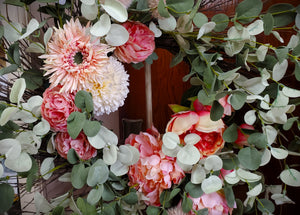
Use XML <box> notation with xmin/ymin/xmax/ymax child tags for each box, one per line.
<box><xmin>190</xmin><ymin>192</ymin><xmax>235</xmax><ymax>215</ymax></box>
<box><xmin>114</xmin><ymin>21</ymin><xmax>155</xmax><ymax>64</ymax></box>
<box><xmin>55</xmin><ymin>131</ymin><xmax>97</xmax><ymax>160</ymax></box>
<box><xmin>166</xmin><ymin>109</ymin><xmax>225</xmax><ymax>157</ymax></box>
<box><xmin>41</xmin><ymin>85</ymin><xmax>78</xmax><ymax>132</ymax></box>
<box><xmin>126</xmin><ymin>127</ymin><xmax>185</xmax><ymax>206</ymax></box>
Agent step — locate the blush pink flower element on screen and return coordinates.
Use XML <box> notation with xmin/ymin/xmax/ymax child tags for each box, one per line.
<box><xmin>166</xmin><ymin>110</ymin><xmax>225</xmax><ymax>157</ymax></box>
<box><xmin>41</xmin><ymin>85</ymin><xmax>78</xmax><ymax>132</ymax></box>
<box><xmin>190</xmin><ymin>191</ymin><xmax>235</xmax><ymax>215</ymax></box>
<box><xmin>235</xmin><ymin>124</ymin><xmax>255</xmax><ymax>147</ymax></box>
<box><xmin>40</xmin><ymin>18</ymin><xmax>114</xmax><ymax>93</ymax></box>
<box><xmin>114</xmin><ymin>21</ymin><xmax>155</xmax><ymax>64</ymax></box>
<box><xmin>55</xmin><ymin>131</ymin><xmax>97</xmax><ymax>160</ymax></box>
<box><xmin>127</xmin><ymin>127</ymin><xmax>185</xmax><ymax>206</ymax></box>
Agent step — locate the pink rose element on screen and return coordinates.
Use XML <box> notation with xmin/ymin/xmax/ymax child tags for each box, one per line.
<box><xmin>41</xmin><ymin>85</ymin><xmax>79</xmax><ymax>132</ymax></box>
<box><xmin>127</xmin><ymin>127</ymin><xmax>185</xmax><ymax>206</ymax></box>
<box><xmin>235</xmin><ymin>124</ymin><xmax>255</xmax><ymax>147</ymax></box>
<box><xmin>114</xmin><ymin>21</ymin><xmax>155</xmax><ymax>63</ymax></box>
<box><xmin>190</xmin><ymin>192</ymin><xmax>235</xmax><ymax>215</ymax></box>
<box><xmin>166</xmin><ymin>110</ymin><xmax>225</xmax><ymax>157</ymax></box>
<box><xmin>55</xmin><ymin>132</ymin><xmax>97</xmax><ymax>160</ymax></box>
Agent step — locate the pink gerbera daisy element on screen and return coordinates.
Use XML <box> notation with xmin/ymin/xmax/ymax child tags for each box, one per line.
<box><xmin>40</xmin><ymin>18</ymin><xmax>114</xmax><ymax>93</ymax></box>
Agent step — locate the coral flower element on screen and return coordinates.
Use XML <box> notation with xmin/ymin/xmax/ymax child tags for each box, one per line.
<box><xmin>40</xmin><ymin>18</ymin><xmax>114</xmax><ymax>93</ymax></box>
<box><xmin>84</xmin><ymin>57</ymin><xmax>129</xmax><ymax>116</ymax></box>
<box><xmin>127</xmin><ymin>127</ymin><xmax>185</xmax><ymax>206</ymax></box>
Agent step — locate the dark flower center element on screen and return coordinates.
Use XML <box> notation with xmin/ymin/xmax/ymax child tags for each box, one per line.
<box><xmin>73</xmin><ymin>52</ymin><xmax>83</xmax><ymax>64</ymax></box>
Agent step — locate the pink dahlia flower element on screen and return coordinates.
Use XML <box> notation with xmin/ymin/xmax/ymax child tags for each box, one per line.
<box><xmin>190</xmin><ymin>192</ymin><xmax>235</xmax><ymax>215</ymax></box>
<box><xmin>126</xmin><ymin>127</ymin><xmax>185</xmax><ymax>206</ymax></box>
<box><xmin>114</xmin><ymin>21</ymin><xmax>155</xmax><ymax>64</ymax></box>
<box><xmin>55</xmin><ymin>131</ymin><xmax>97</xmax><ymax>160</ymax></box>
<box><xmin>41</xmin><ymin>85</ymin><xmax>78</xmax><ymax>132</ymax></box>
<box><xmin>166</xmin><ymin>110</ymin><xmax>225</xmax><ymax>157</ymax></box>
<box><xmin>40</xmin><ymin>18</ymin><xmax>114</xmax><ymax>93</ymax></box>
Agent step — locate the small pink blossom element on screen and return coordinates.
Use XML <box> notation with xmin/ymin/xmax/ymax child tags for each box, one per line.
<box><xmin>235</xmin><ymin>124</ymin><xmax>255</xmax><ymax>147</ymax></box>
<box><xmin>114</xmin><ymin>21</ymin><xmax>155</xmax><ymax>63</ymax></box>
<box><xmin>41</xmin><ymin>85</ymin><xmax>78</xmax><ymax>132</ymax></box>
<box><xmin>190</xmin><ymin>192</ymin><xmax>235</xmax><ymax>215</ymax></box>
<box><xmin>55</xmin><ymin>132</ymin><xmax>97</xmax><ymax>160</ymax></box>
<box><xmin>127</xmin><ymin>127</ymin><xmax>185</xmax><ymax>206</ymax></box>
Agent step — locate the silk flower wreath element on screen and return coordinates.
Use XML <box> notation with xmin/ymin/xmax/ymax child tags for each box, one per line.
<box><xmin>0</xmin><ymin>0</ymin><xmax>300</xmax><ymax>214</ymax></box>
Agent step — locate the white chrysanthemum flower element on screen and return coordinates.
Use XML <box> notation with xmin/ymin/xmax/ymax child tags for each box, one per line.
<box><xmin>84</xmin><ymin>57</ymin><xmax>129</xmax><ymax>116</ymax></box>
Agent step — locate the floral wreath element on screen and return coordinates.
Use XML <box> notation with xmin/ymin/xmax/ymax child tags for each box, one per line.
<box><xmin>0</xmin><ymin>0</ymin><xmax>300</xmax><ymax>214</ymax></box>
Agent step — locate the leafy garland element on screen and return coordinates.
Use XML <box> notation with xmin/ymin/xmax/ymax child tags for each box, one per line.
<box><xmin>0</xmin><ymin>0</ymin><xmax>300</xmax><ymax>214</ymax></box>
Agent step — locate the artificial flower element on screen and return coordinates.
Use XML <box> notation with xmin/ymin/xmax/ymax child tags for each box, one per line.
<box><xmin>167</xmin><ymin>202</ymin><xmax>186</xmax><ymax>215</ymax></box>
<box><xmin>190</xmin><ymin>191</ymin><xmax>235</xmax><ymax>215</ymax></box>
<box><xmin>114</xmin><ymin>21</ymin><xmax>155</xmax><ymax>63</ymax></box>
<box><xmin>234</xmin><ymin>124</ymin><xmax>255</xmax><ymax>147</ymax></box>
<box><xmin>166</xmin><ymin>110</ymin><xmax>225</xmax><ymax>157</ymax></box>
<box><xmin>84</xmin><ymin>57</ymin><xmax>129</xmax><ymax>116</ymax></box>
<box><xmin>41</xmin><ymin>85</ymin><xmax>78</xmax><ymax>132</ymax></box>
<box><xmin>127</xmin><ymin>127</ymin><xmax>185</xmax><ymax>206</ymax></box>
<box><xmin>40</xmin><ymin>18</ymin><xmax>114</xmax><ymax>93</ymax></box>
<box><xmin>55</xmin><ymin>131</ymin><xmax>97</xmax><ymax>160</ymax></box>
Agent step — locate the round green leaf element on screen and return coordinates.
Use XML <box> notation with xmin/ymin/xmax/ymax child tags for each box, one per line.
<box><xmin>193</xmin><ymin>12</ymin><xmax>208</xmax><ymax>28</ymax></box>
<box><xmin>270</xmin><ymin>147</ymin><xmax>288</xmax><ymax>160</ymax></box>
<box><xmin>90</xmin><ymin>13</ymin><xmax>111</xmax><ymax>37</ymax></box>
<box><xmin>5</xmin><ymin>152</ymin><xmax>32</xmax><ymax>172</ymax></box>
<box><xmin>103</xmin><ymin>144</ymin><xmax>118</xmax><ymax>165</ymax></box>
<box><xmin>33</xmin><ymin>119</ymin><xmax>50</xmax><ymax>136</ymax></box>
<box><xmin>67</xmin><ymin>148</ymin><xmax>79</xmax><ymax>164</ymax></box>
<box><xmin>224</xmin><ymin>184</ymin><xmax>235</xmax><ymax>208</ymax></box>
<box><xmin>162</xmin><ymin>132</ymin><xmax>179</xmax><ymax>150</ymax></box>
<box><xmin>237</xmin><ymin>168</ymin><xmax>262</xmax><ymax>182</ymax></box>
<box><xmin>280</xmin><ymin>168</ymin><xmax>300</xmax><ymax>187</ymax></box>
<box><xmin>75</xmin><ymin>90</ymin><xmax>93</xmax><ymax>112</ymax></box>
<box><xmin>236</xmin><ymin>0</ymin><xmax>263</xmax><ymax>24</ymax></box>
<box><xmin>204</xmin><ymin>155</ymin><xmax>223</xmax><ymax>171</ymax></box>
<box><xmin>87</xmin><ymin>187</ymin><xmax>103</xmax><ymax>205</ymax></box>
<box><xmin>223</xmin><ymin>123</ymin><xmax>238</xmax><ymax>143</ymax></box>
<box><xmin>210</xmin><ymin>100</ymin><xmax>224</xmax><ymax>121</ymax></box>
<box><xmin>191</xmin><ymin>164</ymin><xmax>206</xmax><ymax>184</ymax></box>
<box><xmin>257</xmin><ymin>198</ymin><xmax>275</xmax><ymax>213</ymax></box>
<box><xmin>105</xmin><ymin>24</ymin><xmax>129</xmax><ymax>46</ymax></box>
<box><xmin>81</xmin><ymin>3</ymin><xmax>98</xmax><ymax>20</ymax></box>
<box><xmin>238</xmin><ymin>147</ymin><xmax>262</xmax><ymax>170</ymax></box>
<box><xmin>3</xmin><ymin>22</ymin><xmax>22</xmax><ymax>42</ymax></box>
<box><xmin>58</xmin><ymin>172</ymin><xmax>71</xmax><ymax>182</ymax></box>
<box><xmin>146</xmin><ymin>206</ymin><xmax>160</xmax><ymax>215</ymax></box>
<box><xmin>184</xmin><ymin>133</ymin><xmax>200</xmax><ymax>145</ymax></box>
<box><xmin>123</xmin><ymin>192</ymin><xmax>138</xmax><ymax>205</ymax></box>
<box><xmin>118</xmin><ymin>144</ymin><xmax>139</xmax><ymax>166</ymax></box>
<box><xmin>83</xmin><ymin>120</ymin><xmax>101</xmax><ymax>137</ymax></box>
<box><xmin>0</xmin><ymin>183</ymin><xmax>14</xmax><ymax>213</ymax></box>
<box><xmin>40</xmin><ymin>157</ymin><xmax>55</xmax><ymax>180</ymax></box>
<box><xmin>246</xmin><ymin>20</ymin><xmax>264</xmax><ymax>36</ymax></box>
<box><xmin>248</xmin><ymin>133</ymin><xmax>268</xmax><ymax>149</ymax></box>
<box><xmin>166</xmin><ymin>0</ymin><xmax>194</xmax><ymax>13</ymax></box>
<box><xmin>247</xmin><ymin>183</ymin><xmax>262</xmax><ymax>197</ymax></box>
<box><xmin>230</xmin><ymin>91</ymin><xmax>247</xmax><ymax>110</ymax></box>
<box><xmin>268</xmin><ymin>3</ymin><xmax>296</xmax><ymax>27</ymax></box>
<box><xmin>225</xmin><ymin>170</ymin><xmax>240</xmax><ymax>185</ymax></box>
<box><xmin>19</xmin><ymin>18</ymin><xmax>39</xmax><ymax>40</ymax></box>
<box><xmin>212</xmin><ymin>13</ymin><xmax>228</xmax><ymax>32</ymax></box>
<box><xmin>158</xmin><ymin>15</ymin><xmax>177</xmax><ymax>31</ymax></box>
<box><xmin>260</xmin><ymin>149</ymin><xmax>271</xmax><ymax>166</ymax></box>
<box><xmin>244</xmin><ymin>110</ymin><xmax>256</xmax><ymax>125</ymax></box>
<box><xmin>110</xmin><ymin>160</ymin><xmax>128</xmax><ymax>176</ymax></box>
<box><xmin>182</xmin><ymin>194</ymin><xmax>193</xmax><ymax>213</ymax></box>
<box><xmin>201</xmin><ymin>175</ymin><xmax>222</xmax><ymax>194</ymax></box>
<box><xmin>67</xmin><ymin>112</ymin><xmax>86</xmax><ymax>139</ymax></box>
<box><xmin>71</xmin><ymin>163</ymin><xmax>87</xmax><ymax>189</ymax></box>
<box><xmin>87</xmin><ymin>159</ymin><xmax>109</xmax><ymax>186</ymax></box>
<box><xmin>177</xmin><ymin>144</ymin><xmax>201</xmax><ymax>165</ymax></box>
<box><xmin>185</xmin><ymin>182</ymin><xmax>203</xmax><ymax>198</ymax></box>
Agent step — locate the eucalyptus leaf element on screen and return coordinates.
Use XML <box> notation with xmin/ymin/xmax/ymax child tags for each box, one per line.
<box><xmin>157</xmin><ymin>0</ymin><xmax>170</xmax><ymax>18</ymax></box>
<box><xmin>101</xmin><ymin>0</ymin><xmax>128</xmax><ymax>22</ymax></box>
<box><xmin>105</xmin><ymin>24</ymin><xmax>129</xmax><ymax>46</ymax></box>
<box><xmin>201</xmin><ymin>175</ymin><xmax>223</xmax><ymax>194</ymax></box>
<box><xmin>83</xmin><ymin>120</ymin><xmax>101</xmax><ymax>137</ymax></box>
<box><xmin>223</xmin><ymin>123</ymin><xmax>238</xmax><ymax>143</ymax></box>
<box><xmin>247</xmin><ymin>133</ymin><xmax>268</xmax><ymax>149</ymax></box>
<box><xmin>182</xmin><ymin>194</ymin><xmax>193</xmax><ymax>213</ymax></box>
<box><xmin>71</xmin><ymin>163</ymin><xmax>87</xmax><ymax>189</ymax></box>
<box><xmin>10</xmin><ymin>78</ymin><xmax>26</xmax><ymax>105</ymax></box>
<box><xmin>0</xmin><ymin>184</ymin><xmax>14</xmax><ymax>213</ymax></box>
<box><xmin>87</xmin><ymin>159</ymin><xmax>109</xmax><ymax>186</ymax></box>
<box><xmin>193</xmin><ymin>12</ymin><xmax>208</xmax><ymax>28</ymax></box>
<box><xmin>19</xmin><ymin>18</ymin><xmax>39</xmax><ymax>40</ymax></box>
<box><xmin>81</xmin><ymin>3</ymin><xmax>98</xmax><ymax>20</ymax></box>
<box><xmin>158</xmin><ymin>15</ymin><xmax>177</xmax><ymax>31</ymax></box>
<box><xmin>184</xmin><ymin>182</ymin><xmax>203</xmax><ymax>198</ymax></box>
<box><xmin>166</xmin><ymin>0</ymin><xmax>194</xmax><ymax>13</ymax></box>
<box><xmin>230</xmin><ymin>91</ymin><xmax>247</xmax><ymax>110</ymax></box>
<box><xmin>257</xmin><ymin>199</ymin><xmax>275</xmax><ymax>214</ymax></box>
<box><xmin>268</xmin><ymin>3</ymin><xmax>296</xmax><ymax>27</ymax></box>
<box><xmin>238</xmin><ymin>147</ymin><xmax>262</xmax><ymax>170</ymax></box>
<box><xmin>212</xmin><ymin>13</ymin><xmax>229</xmax><ymax>32</ymax></box>
<box><xmin>90</xmin><ymin>13</ymin><xmax>111</xmax><ymax>37</ymax></box>
<box><xmin>263</xmin><ymin>13</ymin><xmax>274</xmax><ymax>35</ymax></box>
<box><xmin>67</xmin><ymin>112</ymin><xmax>86</xmax><ymax>139</ymax></box>
<box><xmin>280</xmin><ymin>168</ymin><xmax>300</xmax><ymax>187</ymax></box>
<box><xmin>236</xmin><ymin>0</ymin><xmax>263</xmax><ymax>24</ymax></box>
<box><xmin>123</xmin><ymin>191</ymin><xmax>138</xmax><ymax>205</ymax></box>
<box><xmin>87</xmin><ymin>187</ymin><xmax>103</xmax><ymax>205</ymax></box>
<box><xmin>40</xmin><ymin>157</ymin><xmax>55</xmax><ymax>180</ymax></box>
<box><xmin>224</xmin><ymin>184</ymin><xmax>235</xmax><ymax>208</ymax></box>
<box><xmin>0</xmin><ymin>64</ymin><xmax>18</xmax><ymax>76</ymax></box>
